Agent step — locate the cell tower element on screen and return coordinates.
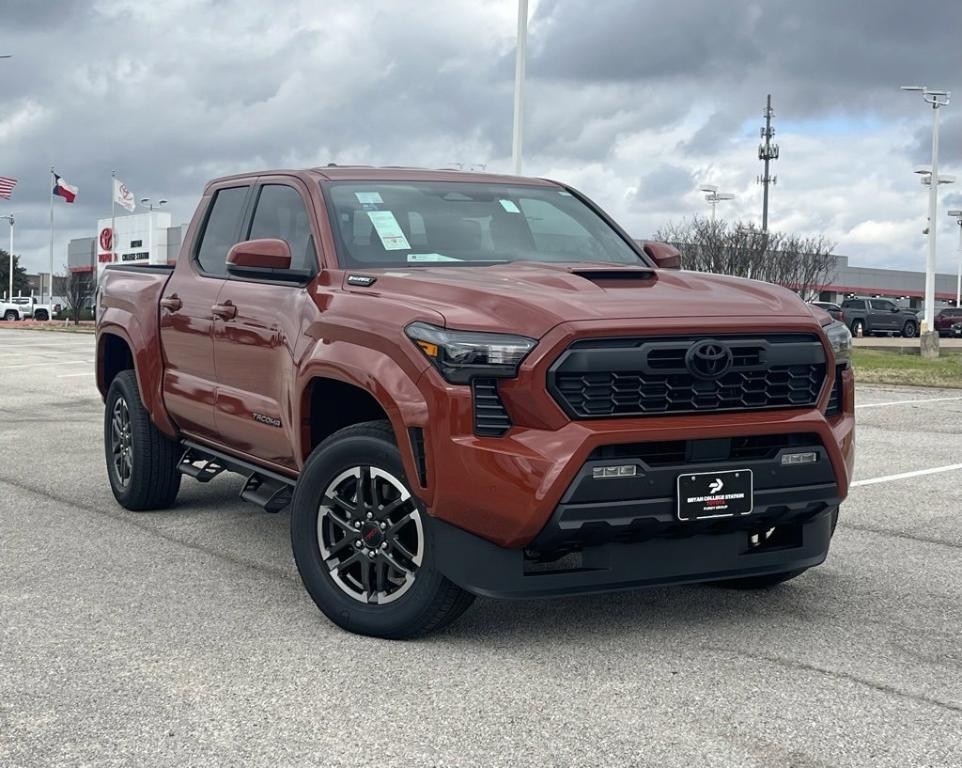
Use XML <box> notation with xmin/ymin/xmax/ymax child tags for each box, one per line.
<box><xmin>757</xmin><ymin>94</ymin><xmax>779</xmax><ymax>232</ymax></box>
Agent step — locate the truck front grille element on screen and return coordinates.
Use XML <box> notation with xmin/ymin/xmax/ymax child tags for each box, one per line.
<box><xmin>548</xmin><ymin>334</ymin><xmax>827</xmax><ymax>419</ymax></box>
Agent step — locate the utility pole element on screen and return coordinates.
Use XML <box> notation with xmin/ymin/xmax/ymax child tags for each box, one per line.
<box><xmin>757</xmin><ymin>94</ymin><xmax>779</xmax><ymax>232</ymax></box>
<box><xmin>1</xmin><ymin>213</ymin><xmax>13</xmax><ymax>301</ymax></box>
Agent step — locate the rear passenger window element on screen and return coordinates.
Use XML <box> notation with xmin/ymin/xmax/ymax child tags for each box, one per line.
<box><xmin>248</xmin><ymin>185</ymin><xmax>317</xmax><ymax>272</ymax></box>
<box><xmin>841</xmin><ymin>300</ymin><xmax>861</xmax><ymax>309</ymax></box>
<box><xmin>196</xmin><ymin>186</ymin><xmax>249</xmax><ymax>277</ymax></box>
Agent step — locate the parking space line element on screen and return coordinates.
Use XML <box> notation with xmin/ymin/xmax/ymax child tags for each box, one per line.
<box><xmin>856</xmin><ymin>396</ymin><xmax>962</xmax><ymax>409</ymax></box>
<box><xmin>852</xmin><ymin>463</ymin><xmax>962</xmax><ymax>488</ymax></box>
<box><xmin>0</xmin><ymin>360</ymin><xmax>92</xmax><ymax>370</ymax></box>
<box><xmin>56</xmin><ymin>371</ymin><xmax>95</xmax><ymax>378</ymax></box>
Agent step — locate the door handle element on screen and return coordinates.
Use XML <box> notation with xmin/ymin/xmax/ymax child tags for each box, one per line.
<box><xmin>211</xmin><ymin>301</ymin><xmax>237</xmax><ymax>320</ymax></box>
<box><xmin>160</xmin><ymin>295</ymin><xmax>182</xmax><ymax>312</ymax></box>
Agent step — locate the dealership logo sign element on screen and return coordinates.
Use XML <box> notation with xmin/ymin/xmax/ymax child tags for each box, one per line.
<box><xmin>99</xmin><ymin>227</ymin><xmax>113</xmax><ymax>252</ymax></box>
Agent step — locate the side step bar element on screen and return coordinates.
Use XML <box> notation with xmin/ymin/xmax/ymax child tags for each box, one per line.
<box><xmin>178</xmin><ymin>441</ymin><xmax>297</xmax><ymax>514</ymax></box>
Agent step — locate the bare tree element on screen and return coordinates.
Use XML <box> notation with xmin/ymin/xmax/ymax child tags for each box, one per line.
<box><xmin>63</xmin><ymin>268</ymin><xmax>93</xmax><ymax>325</ymax></box>
<box><xmin>653</xmin><ymin>217</ymin><xmax>837</xmax><ymax>301</ymax></box>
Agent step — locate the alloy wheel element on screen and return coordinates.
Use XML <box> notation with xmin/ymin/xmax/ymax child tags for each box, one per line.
<box><xmin>317</xmin><ymin>466</ymin><xmax>424</xmax><ymax>604</ymax></box>
<box><xmin>110</xmin><ymin>396</ymin><xmax>133</xmax><ymax>487</ymax></box>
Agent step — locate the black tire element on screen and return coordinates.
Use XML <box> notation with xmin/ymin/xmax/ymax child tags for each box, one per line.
<box><xmin>850</xmin><ymin>319</ymin><xmax>864</xmax><ymax>337</ymax></box>
<box><xmin>291</xmin><ymin>420</ymin><xmax>474</xmax><ymax>639</ymax></box>
<box><xmin>901</xmin><ymin>320</ymin><xmax>917</xmax><ymax>338</ymax></box>
<box><xmin>3</xmin><ymin>310</ymin><xmax>17</xmax><ymax>321</ymax></box>
<box><xmin>34</xmin><ymin>310</ymin><xmax>49</xmax><ymax>321</ymax></box>
<box><xmin>104</xmin><ymin>370</ymin><xmax>181</xmax><ymax>510</ymax></box>
<box><xmin>719</xmin><ymin>568</ymin><xmax>808</xmax><ymax>590</ymax></box>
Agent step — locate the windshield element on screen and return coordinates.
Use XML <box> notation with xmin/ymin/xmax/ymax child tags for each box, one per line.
<box><xmin>323</xmin><ymin>181</ymin><xmax>645</xmax><ymax>268</ymax></box>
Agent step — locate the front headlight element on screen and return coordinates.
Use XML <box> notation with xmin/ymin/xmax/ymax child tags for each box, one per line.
<box><xmin>824</xmin><ymin>320</ymin><xmax>852</xmax><ymax>365</ymax></box>
<box><xmin>405</xmin><ymin>322</ymin><xmax>537</xmax><ymax>384</ymax></box>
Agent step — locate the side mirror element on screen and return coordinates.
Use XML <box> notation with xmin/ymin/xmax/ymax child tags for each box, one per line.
<box><xmin>643</xmin><ymin>241</ymin><xmax>682</xmax><ymax>270</ymax></box>
<box><xmin>226</xmin><ymin>239</ymin><xmax>293</xmax><ymax>273</ymax></box>
<box><xmin>892</xmin><ymin>306</ymin><xmax>901</xmax><ymax>313</ymax></box>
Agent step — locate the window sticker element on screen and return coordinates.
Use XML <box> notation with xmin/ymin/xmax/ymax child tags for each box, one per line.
<box><xmin>367</xmin><ymin>210</ymin><xmax>410</xmax><ymax>251</ymax></box>
<box><xmin>355</xmin><ymin>192</ymin><xmax>383</xmax><ymax>205</ymax></box>
<box><xmin>406</xmin><ymin>253</ymin><xmax>462</xmax><ymax>263</ymax></box>
<box><xmin>499</xmin><ymin>199</ymin><xmax>521</xmax><ymax>213</ymax></box>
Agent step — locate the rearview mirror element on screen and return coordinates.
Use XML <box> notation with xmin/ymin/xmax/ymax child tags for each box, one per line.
<box><xmin>642</xmin><ymin>241</ymin><xmax>682</xmax><ymax>270</ymax></box>
<box><xmin>226</xmin><ymin>238</ymin><xmax>293</xmax><ymax>274</ymax></box>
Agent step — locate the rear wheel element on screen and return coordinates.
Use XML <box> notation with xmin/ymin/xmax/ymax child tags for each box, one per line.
<box><xmin>34</xmin><ymin>310</ymin><xmax>49</xmax><ymax>321</ymax></box>
<box><xmin>291</xmin><ymin>420</ymin><xmax>474</xmax><ymax>639</ymax></box>
<box><xmin>3</xmin><ymin>310</ymin><xmax>17</xmax><ymax>321</ymax></box>
<box><xmin>104</xmin><ymin>370</ymin><xmax>181</xmax><ymax>510</ymax></box>
<box><xmin>850</xmin><ymin>319</ymin><xmax>865</xmax><ymax>337</ymax></box>
<box><xmin>902</xmin><ymin>320</ymin><xmax>917</xmax><ymax>338</ymax></box>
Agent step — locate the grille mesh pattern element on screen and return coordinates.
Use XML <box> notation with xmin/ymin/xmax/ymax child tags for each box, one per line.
<box><xmin>550</xmin><ymin>335</ymin><xmax>827</xmax><ymax>419</ymax></box>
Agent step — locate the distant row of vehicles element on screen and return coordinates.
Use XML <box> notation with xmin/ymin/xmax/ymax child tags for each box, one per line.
<box><xmin>811</xmin><ymin>298</ymin><xmax>962</xmax><ymax>338</ymax></box>
<box><xmin>0</xmin><ymin>296</ymin><xmax>57</xmax><ymax>321</ymax></box>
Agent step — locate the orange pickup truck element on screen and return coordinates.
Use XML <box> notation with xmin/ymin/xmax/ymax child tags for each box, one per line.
<box><xmin>96</xmin><ymin>166</ymin><xmax>855</xmax><ymax>638</ymax></box>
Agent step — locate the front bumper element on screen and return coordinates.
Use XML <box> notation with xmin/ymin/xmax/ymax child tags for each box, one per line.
<box><xmin>432</xmin><ymin>506</ymin><xmax>836</xmax><ymax>600</ymax></box>
<box><xmin>414</xmin><ymin>319</ymin><xmax>855</xmax><ymax>550</ymax></box>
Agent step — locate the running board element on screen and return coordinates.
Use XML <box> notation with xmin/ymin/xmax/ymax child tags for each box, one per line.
<box><xmin>179</xmin><ymin>441</ymin><xmax>297</xmax><ymax>514</ymax></box>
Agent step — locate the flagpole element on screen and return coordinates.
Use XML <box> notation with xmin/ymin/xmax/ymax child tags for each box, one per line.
<box><xmin>48</xmin><ymin>167</ymin><xmax>54</xmax><ymax>305</ymax></box>
<box><xmin>111</xmin><ymin>170</ymin><xmax>117</xmax><ymax>275</ymax></box>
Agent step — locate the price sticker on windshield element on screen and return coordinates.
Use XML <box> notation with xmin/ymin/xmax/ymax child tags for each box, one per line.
<box><xmin>367</xmin><ymin>211</ymin><xmax>410</xmax><ymax>251</ymax></box>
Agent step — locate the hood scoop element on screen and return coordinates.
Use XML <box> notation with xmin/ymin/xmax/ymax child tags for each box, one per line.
<box><xmin>568</xmin><ymin>267</ymin><xmax>655</xmax><ymax>286</ymax></box>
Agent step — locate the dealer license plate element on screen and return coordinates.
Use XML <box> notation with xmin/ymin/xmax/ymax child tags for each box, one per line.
<box><xmin>677</xmin><ymin>469</ymin><xmax>753</xmax><ymax>521</ymax></box>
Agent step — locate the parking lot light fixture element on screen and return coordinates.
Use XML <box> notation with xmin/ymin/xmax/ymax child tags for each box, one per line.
<box><xmin>699</xmin><ymin>184</ymin><xmax>736</xmax><ymax>221</ymax></box>
<box><xmin>902</xmin><ymin>85</ymin><xmax>951</xmax><ymax>350</ymax></box>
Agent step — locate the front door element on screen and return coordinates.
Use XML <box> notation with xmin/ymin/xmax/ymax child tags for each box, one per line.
<box><xmin>160</xmin><ymin>184</ymin><xmax>250</xmax><ymax>440</ymax></box>
<box><xmin>869</xmin><ymin>299</ymin><xmax>897</xmax><ymax>331</ymax></box>
<box><xmin>211</xmin><ymin>181</ymin><xmax>321</xmax><ymax>471</ymax></box>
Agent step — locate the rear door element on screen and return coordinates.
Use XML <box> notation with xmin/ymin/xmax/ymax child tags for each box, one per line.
<box><xmin>211</xmin><ymin>178</ymin><xmax>321</xmax><ymax>470</ymax></box>
<box><xmin>160</xmin><ymin>184</ymin><xmax>251</xmax><ymax>439</ymax></box>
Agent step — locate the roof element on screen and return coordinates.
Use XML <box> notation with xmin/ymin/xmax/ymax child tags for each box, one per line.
<box><xmin>206</xmin><ymin>166</ymin><xmax>560</xmax><ymax>188</ymax></box>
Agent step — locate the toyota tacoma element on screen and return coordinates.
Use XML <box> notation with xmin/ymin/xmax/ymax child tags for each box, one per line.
<box><xmin>96</xmin><ymin>167</ymin><xmax>855</xmax><ymax>638</ymax></box>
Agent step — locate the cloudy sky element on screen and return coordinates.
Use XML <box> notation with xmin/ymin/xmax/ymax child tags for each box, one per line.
<box><xmin>1</xmin><ymin>0</ymin><xmax>960</xmax><ymax>276</ymax></box>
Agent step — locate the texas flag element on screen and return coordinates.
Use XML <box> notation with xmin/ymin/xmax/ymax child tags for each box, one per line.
<box><xmin>52</xmin><ymin>172</ymin><xmax>78</xmax><ymax>203</ymax></box>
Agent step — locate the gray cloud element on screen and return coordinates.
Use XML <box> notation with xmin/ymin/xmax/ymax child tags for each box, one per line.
<box><xmin>0</xmin><ymin>0</ymin><xmax>959</xmax><ymax>274</ymax></box>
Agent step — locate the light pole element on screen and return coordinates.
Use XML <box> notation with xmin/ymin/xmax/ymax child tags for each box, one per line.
<box><xmin>511</xmin><ymin>0</ymin><xmax>528</xmax><ymax>175</ymax></box>
<box><xmin>1</xmin><ymin>213</ymin><xmax>13</xmax><ymax>301</ymax></box>
<box><xmin>950</xmin><ymin>210</ymin><xmax>962</xmax><ymax>308</ymax></box>
<box><xmin>699</xmin><ymin>185</ymin><xmax>736</xmax><ymax>221</ymax></box>
<box><xmin>139</xmin><ymin>197</ymin><xmax>167</xmax><ymax>264</ymax></box>
<box><xmin>901</xmin><ymin>85</ymin><xmax>950</xmax><ymax>355</ymax></box>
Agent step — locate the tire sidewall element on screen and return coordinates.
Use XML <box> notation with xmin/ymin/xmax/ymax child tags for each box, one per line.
<box><xmin>902</xmin><ymin>321</ymin><xmax>917</xmax><ymax>338</ymax></box>
<box><xmin>291</xmin><ymin>429</ymin><xmax>447</xmax><ymax>638</ymax></box>
<box><xmin>104</xmin><ymin>371</ymin><xmax>151</xmax><ymax>506</ymax></box>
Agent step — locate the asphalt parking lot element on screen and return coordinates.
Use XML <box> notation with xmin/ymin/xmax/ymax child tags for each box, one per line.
<box><xmin>1</xmin><ymin>328</ymin><xmax>960</xmax><ymax>768</ymax></box>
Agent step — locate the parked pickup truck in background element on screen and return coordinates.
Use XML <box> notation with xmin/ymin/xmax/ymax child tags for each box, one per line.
<box><xmin>841</xmin><ymin>297</ymin><xmax>918</xmax><ymax>338</ymax></box>
<box><xmin>96</xmin><ymin>166</ymin><xmax>855</xmax><ymax>639</ymax></box>
<box><xmin>1</xmin><ymin>296</ymin><xmax>54</xmax><ymax>321</ymax></box>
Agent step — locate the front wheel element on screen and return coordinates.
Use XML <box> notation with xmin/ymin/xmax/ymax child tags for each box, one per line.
<box><xmin>902</xmin><ymin>320</ymin><xmax>917</xmax><ymax>338</ymax></box>
<box><xmin>291</xmin><ymin>421</ymin><xmax>473</xmax><ymax>639</ymax></box>
<box><xmin>34</xmin><ymin>310</ymin><xmax>49</xmax><ymax>321</ymax></box>
<box><xmin>104</xmin><ymin>370</ymin><xmax>181</xmax><ymax>510</ymax></box>
<box><xmin>3</xmin><ymin>310</ymin><xmax>17</xmax><ymax>321</ymax></box>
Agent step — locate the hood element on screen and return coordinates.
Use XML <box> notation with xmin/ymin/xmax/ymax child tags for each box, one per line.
<box><xmin>348</xmin><ymin>262</ymin><xmax>817</xmax><ymax>338</ymax></box>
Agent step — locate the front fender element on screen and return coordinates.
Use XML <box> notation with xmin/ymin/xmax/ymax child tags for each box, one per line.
<box><xmin>295</xmin><ymin>339</ymin><xmax>432</xmax><ymax>503</ymax></box>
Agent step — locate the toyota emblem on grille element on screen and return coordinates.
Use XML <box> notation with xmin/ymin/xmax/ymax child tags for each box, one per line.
<box><xmin>685</xmin><ymin>340</ymin><xmax>733</xmax><ymax>379</ymax></box>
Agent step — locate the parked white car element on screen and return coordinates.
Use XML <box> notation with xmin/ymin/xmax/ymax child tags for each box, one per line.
<box><xmin>1</xmin><ymin>296</ymin><xmax>55</xmax><ymax>321</ymax></box>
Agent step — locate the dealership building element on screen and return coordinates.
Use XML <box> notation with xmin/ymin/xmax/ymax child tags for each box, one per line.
<box><xmin>66</xmin><ymin>215</ymin><xmax>960</xmax><ymax>310</ymax></box>
<box><xmin>67</xmin><ymin>211</ymin><xmax>184</xmax><ymax>289</ymax></box>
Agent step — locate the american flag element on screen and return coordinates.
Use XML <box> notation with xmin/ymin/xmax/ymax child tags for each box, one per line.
<box><xmin>0</xmin><ymin>176</ymin><xmax>16</xmax><ymax>199</ymax></box>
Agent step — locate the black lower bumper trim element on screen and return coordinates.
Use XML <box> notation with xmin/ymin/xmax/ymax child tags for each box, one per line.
<box><xmin>431</xmin><ymin>508</ymin><xmax>835</xmax><ymax>600</ymax></box>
